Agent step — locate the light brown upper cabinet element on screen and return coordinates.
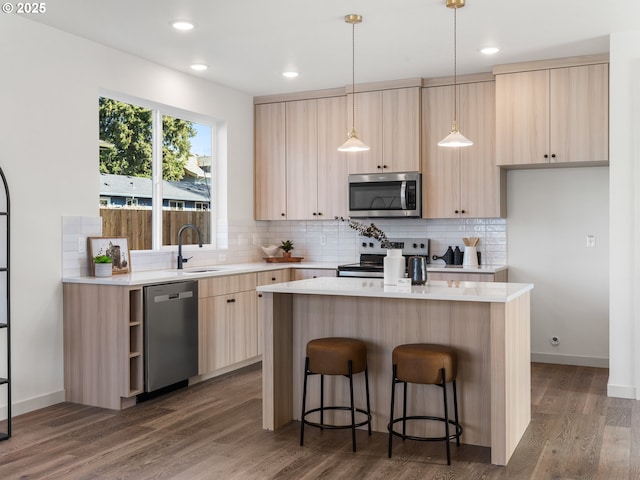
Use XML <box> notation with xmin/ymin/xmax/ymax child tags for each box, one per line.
<box><xmin>255</xmin><ymin>103</ymin><xmax>287</xmax><ymax>220</ymax></box>
<box><xmin>285</xmin><ymin>97</ymin><xmax>349</xmax><ymax>220</ymax></box>
<box><xmin>422</xmin><ymin>81</ymin><xmax>506</xmax><ymax>219</ymax></box>
<box><xmin>495</xmin><ymin>62</ymin><xmax>609</xmax><ymax>167</ymax></box>
<box><xmin>347</xmin><ymin>87</ymin><xmax>421</xmax><ymax>174</ymax></box>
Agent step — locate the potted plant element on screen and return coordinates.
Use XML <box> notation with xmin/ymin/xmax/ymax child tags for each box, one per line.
<box><xmin>280</xmin><ymin>240</ymin><xmax>294</xmax><ymax>258</ymax></box>
<box><xmin>93</xmin><ymin>252</ymin><xmax>113</xmax><ymax>277</ymax></box>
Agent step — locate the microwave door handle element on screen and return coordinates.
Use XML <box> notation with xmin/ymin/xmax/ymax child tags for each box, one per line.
<box><xmin>400</xmin><ymin>181</ymin><xmax>407</xmax><ymax>210</ymax></box>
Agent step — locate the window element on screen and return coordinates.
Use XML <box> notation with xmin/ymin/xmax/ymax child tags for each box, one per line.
<box><xmin>99</xmin><ymin>95</ymin><xmax>217</xmax><ymax>250</ymax></box>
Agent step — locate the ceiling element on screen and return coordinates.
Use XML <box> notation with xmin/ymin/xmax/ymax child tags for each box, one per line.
<box><xmin>26</xmin><ymin>0</ymin><xmax>640</xmax><ymax>97</ymax></box>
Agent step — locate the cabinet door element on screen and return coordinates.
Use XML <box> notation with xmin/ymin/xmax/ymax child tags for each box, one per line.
<box><xmin>347</xmin><ymin>91</ymin><xmax>383</xmax><ymax>174</ymax></box>
<box><xmin>255</xmin><ymin>103</ymin><xmax>287</xmax><ymax>219</ymax></box>
<box><xmin>256</xmin><ymin>269</ymin><xmax>291</xmax><ymax>285</ymax></box>
<box><xmin>495</xmin><ymin>70</ymin><xmax>550</xmax><ymax>166</ymax></box>
<box><xmin>199</xmin><ymin>291</ymin><xmax>258</xmax><ymax>373</ymax></box>
<box><xmin>294</xmin><ymin>268</ymin><xmax>336</xmax><ymax>280</ymax></box>
<box><xmin>286</xmin><ymin>99</ymin><xmax>318</xmax><ymax>220</ymax></box>
<box><xmin>459</xmin><ymin>82</ymin><xmax>505</xmax><ymax>218</ymax></box>
<box><xmin>317</xmin><ymin>96</ymin><xmax>349</xmax><ymax>218</ymax></box>
<box><xmin>550</xmin><ymin>63</ymin><xmax>609</xmax><ymax>164</ymax></box>
<box><xmin>422</xmin><ymin>85</ymin><xmax>460</xmax><ymax>218</ymax></box>
<box><xmin>383</xmin><ymin>87</ymin><xmax>421</xmax><ymax>172</ymax></box>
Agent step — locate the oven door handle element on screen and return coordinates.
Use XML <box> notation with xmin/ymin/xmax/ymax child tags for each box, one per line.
<box><xmin>400</xmin><ymin>181</ymin><xmax>407</xmax><ymax>210</ymax></box>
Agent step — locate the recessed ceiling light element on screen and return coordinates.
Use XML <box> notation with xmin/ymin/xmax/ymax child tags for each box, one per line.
<box><xmin>190</xmin><ymin>64</ymin><xmax>208</xmax><ymax>71</ymax></box>
<box><xmin>480</xmin><ymin>47</ymin><xmax>500</xmax><ymax>55</ymax></box>
<box><xmin>282</xmin><ymin>71</ymin><xmax>299</xmax><ymax>78</ymax></box>
<box><xmin>171</xmin><ymin>20</ymin><xmax>195</xmax><ymax>31</ymax></box>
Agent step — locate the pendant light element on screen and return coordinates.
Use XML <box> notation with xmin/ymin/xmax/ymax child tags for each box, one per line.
<box><xmin>438</xmin><ymin>0</ymin><xmax>473</xmax><ymax>148</ymax></box>
<box><xmin>338</xmin><ymin>14</ymin><xmax>370</xmax><ymax>152</ymax></box>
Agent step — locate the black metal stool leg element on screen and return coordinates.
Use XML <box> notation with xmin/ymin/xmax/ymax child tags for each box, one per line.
<box><xmin>402</xmin><ymin>379</ymin><xmax>408</xmax><ymax>438</ymax></box>
<box><xmin>320</xmin><ymin>373</ymin><xmax>324</xmax><ymax>430</ymax></box>
<box><xmin>300</xmin><ymin>357</ymin><xmax>309</xmax><ymax>446</ymax></box>
<box><xmin>441</xmin><ymin>367</ymin><xmax>451</xmax><ymax>466</ymax></box>
<box><xmin>453</xmin><ymin>379</ymin><xmax>460</xmax><ymax>447</ymax></box>
<box><xmin>388</xmin><ymin>364</ymin><xmax>397</xmax><ymax>458</ymax></box>
<box><xmin>348</xmin><ymin>360</ymin><xmax>357</xmax><ymax>452</ymax></box>
<box><xmin>364</xmin><ymin>366</ymin><xmax>372</xmax><ymax>436</ymax></box>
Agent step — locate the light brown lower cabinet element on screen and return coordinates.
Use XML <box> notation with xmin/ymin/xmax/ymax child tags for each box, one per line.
<box><xmin>199</xmin><ymin>290</ymin><xmax>258</xmax><ymax>373</ymax></box>
<box><xmin>63</xmin><ymin>284</ymin><xmax>143</xmax><ymax>410</ymax></box>
<box><xmin>294</xmin><ymin>268</ymin><xmax>336</xmax><ymax>280</ymax></box>
<box><xmin>428</xmin><ymin>270</ymin><xmax>508</xmax><ymax>282</ymax></box>
<box><xmin>256</xmin><ymin>269</ymin><xmax>291</xmax><ymax>355</ymax></box>
<box><xmin>198</xmin><ymin>273</ymin><xmax>259</xmax><ymax>374</ymax></box>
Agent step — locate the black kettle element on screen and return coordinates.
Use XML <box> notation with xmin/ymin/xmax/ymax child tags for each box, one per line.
<box><xmin>408</xmin><ymin>256</ymin><xmax>428</xmax><ymax>285</ymax></box>
<box><xmin>432</xmin><ymin>246</ymin><xmax>454</xmax><ymax>265</ymax></box>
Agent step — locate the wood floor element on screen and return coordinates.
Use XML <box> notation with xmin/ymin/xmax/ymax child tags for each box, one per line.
<box><xmin>1</xmin><ymin>362</ymin><xmax>639</xmax><ymax>479</ymax></box>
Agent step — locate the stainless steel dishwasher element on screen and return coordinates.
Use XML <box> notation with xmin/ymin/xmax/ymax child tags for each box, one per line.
<box><xmin>143</xmin><ymin>281</ymin><xmax>198</xmax><ymax>393</ymax></box>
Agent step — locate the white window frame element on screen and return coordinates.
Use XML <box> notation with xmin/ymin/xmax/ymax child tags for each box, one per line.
<box><xmin>99</xmin><ymin>89</ymin><xmax>221</xmax><ymax>251</ymax></box>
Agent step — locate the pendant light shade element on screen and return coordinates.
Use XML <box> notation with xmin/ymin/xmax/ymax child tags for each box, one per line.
<box><xmin>338</xmin><ymin>14</ymin><xmax>370</xmax><ymax>153</ymax></box>
<box><xmin>438</xmin><ymin>0</ymin><xmax>473</xmax><ymax>148</ymax></box>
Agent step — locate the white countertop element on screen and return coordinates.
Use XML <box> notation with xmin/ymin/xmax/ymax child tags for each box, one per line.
<box><xmin>257</xmin><ymin>276</ymin><xmax>532</xmax><ymax>303</ymax></box>
<box><xmin>61</xmin><ymin>262</ymin><xmax>338</xmax><ymax>286</ymax></box>
<box><xmin>62</xmin><ymin>261</ymin><xmax>509</xmax><ymax>287</ymax></box>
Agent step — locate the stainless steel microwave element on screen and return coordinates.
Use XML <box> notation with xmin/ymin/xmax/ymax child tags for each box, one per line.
<box><xmin>348</xmin><ymin>172</ymin><xmax>422</xmax><ymax>218</ymax></box>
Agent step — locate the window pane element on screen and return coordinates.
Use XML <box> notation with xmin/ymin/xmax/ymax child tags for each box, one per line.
<box><xmin>162</xmin><ymin>117</ymin><xmax>212</xmax><ymax>246</ymax></box>
<box><xmin>99</xmin><ymin>97</ymin><xmax>153</xmax><ymax>250</ymax></box>
<box><xmin>99</xmin><ymin>97</ymin><xmax>214</xmax><ymax>250</ymax></box>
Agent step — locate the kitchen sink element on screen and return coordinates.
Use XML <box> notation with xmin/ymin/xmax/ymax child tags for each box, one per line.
<box><xmin>182</xmin><ymin>267</ymin><xmax>226</xmax><ymax>274</ymax></box>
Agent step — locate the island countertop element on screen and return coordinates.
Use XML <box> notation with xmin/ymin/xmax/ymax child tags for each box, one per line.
<box><xmin>257</xmin><ymin>276</ymin><xmax>533</xmax><ymax>303</ymax></box>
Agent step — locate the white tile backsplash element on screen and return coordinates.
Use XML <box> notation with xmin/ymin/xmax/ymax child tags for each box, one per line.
<box><xmin>62</xmin><ymin>216</ymin><xmax>507</xmax><ymax>277</ymax></box>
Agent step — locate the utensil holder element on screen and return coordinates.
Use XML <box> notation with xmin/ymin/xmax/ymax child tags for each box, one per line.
<box><xmin>463</xmin><ymin>246</ymin><xmax>478</xmax><ymax>267</ymax></box>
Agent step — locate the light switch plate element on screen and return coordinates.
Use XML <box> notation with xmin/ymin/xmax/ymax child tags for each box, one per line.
<box><xmin>586</xmin><ymin>234</ymin><xmax>596</xmax><ymax>248</ymax></box>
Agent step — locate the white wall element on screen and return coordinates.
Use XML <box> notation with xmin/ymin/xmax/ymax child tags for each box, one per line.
<box><xmin>508</xmin><ymin>168</ymin><xmax>609</xmax><ymax>367</ymax></box>
<box><xmin>0</xmin><ymin>15</ymin><xmax>255</xmax><ymax>414</ymax></box>
<box><xmin>608</xmin><ymin>30</ymin><xmax>640</xmax><ymax>399</ymax></box>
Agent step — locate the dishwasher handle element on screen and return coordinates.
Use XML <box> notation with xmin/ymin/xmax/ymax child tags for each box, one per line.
<box><xmin>153</xmin><ymin>291</ymin><xmax>194</xmax><ymax>303</ymax></box>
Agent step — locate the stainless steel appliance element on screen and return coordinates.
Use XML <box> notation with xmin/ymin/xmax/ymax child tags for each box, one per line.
<box><xmin>143</xmin><ymin>281</ymin><xmax>198</xmax><ymax>392</ymax></box>
<box><xmin>348</xmin><ymin>172</ymin><xmax>421</xmax><ymax>218</ymax></box>
<box><xmin>337</xmin><ymin>237</ymin><xmax>430</xmax><ymax>278</ymax></box>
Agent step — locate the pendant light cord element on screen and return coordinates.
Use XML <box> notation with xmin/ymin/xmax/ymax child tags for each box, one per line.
<box><xmin>452</xmin><ymin>6</ymin><xmax>457</xmax><ymax>127</ymax></box>
<box><xmin>351</xmin><ymin>21</ymin><xmax>356</xmax><ymax>133</ymax></box>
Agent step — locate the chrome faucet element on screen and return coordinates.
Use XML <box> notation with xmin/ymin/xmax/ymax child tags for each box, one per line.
<box><xmin>177</xmin><ymin>224</ymin><xmax>203</xmax><ymax>269</ymax></box>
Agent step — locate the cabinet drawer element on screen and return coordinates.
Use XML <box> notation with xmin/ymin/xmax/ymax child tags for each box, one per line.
<box><xmin>257</xmin><ymin>269</ymin><xmax>291</xmax><ymax>286</ymax></box>
<box><xmin>199</xmin><ymin>273</ymin><xmax>257</xmax><ymax>298</ymax></box>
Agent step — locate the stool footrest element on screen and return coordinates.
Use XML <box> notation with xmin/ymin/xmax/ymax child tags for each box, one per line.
<box><xmin>388</xmin><ymin>415</ymin><xmax>463</xmax><ymax>443</ymax></box>
<box><xmin>303</xmin><ymin>406</ymin><xmax>372</xmax><ymax>430</ymax></box>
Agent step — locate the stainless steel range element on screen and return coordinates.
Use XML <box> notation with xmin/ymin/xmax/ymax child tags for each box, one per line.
<box><xmin>337</xmin><ymin>238</ymin><xmax>430</xmax><ymax>278</ymax></box>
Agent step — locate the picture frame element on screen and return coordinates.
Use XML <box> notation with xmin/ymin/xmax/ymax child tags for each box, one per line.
<box><xmin>88</xmin><ymin>237</ymin><xmax>131</xmax><ymax>275</ymax></box>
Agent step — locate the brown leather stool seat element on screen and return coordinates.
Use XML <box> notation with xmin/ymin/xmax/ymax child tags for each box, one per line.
<box><xmin>388</xmin><ymin>343</ymin><xmax>463</xmax><ymax>465</ymax></box>
<box><xmin>300</xmin><ymin>337</ymin><xmax>372</xmax><ymax>452</ymax></box>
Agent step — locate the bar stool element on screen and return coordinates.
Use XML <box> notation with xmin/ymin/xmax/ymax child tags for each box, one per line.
<box><xmin>300</xmin><ymin>337</ymin><xmax>372</xmax><ymax>452</ymax></box>
<box><xmin>388</xmin><ymin>343</ymin><xmax>463</xmax><ymax>465</ymax></box>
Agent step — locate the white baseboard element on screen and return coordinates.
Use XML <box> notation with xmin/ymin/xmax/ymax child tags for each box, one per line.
<box><xmin>531</xmin><ymin>352</ymin><xmax>609</xmax><ymax>368</ymax></box>
<box><xmin>0</xmin><ymin>390</ymin><xmax>66</xmax><ymax>420</ymax></box>
<box><xmin>607</xmin><ymin>383</ymin><xmax>637</xmax><ymax>399</ymax></box>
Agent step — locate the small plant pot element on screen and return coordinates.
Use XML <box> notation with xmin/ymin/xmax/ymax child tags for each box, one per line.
<box><xmin>94</xmin><ymin>262</ymin><xmax>113</xmax><ymax>277</ymax></box>
<box><xmin>282</xmin><ymin>252</ymin><xmax>292</xmax><ymax>258</ymax></box>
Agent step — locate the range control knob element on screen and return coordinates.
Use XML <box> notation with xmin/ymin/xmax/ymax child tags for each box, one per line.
<box><xmin>420</xmin><ymin>243</ymin><xmax>425</xmax><ymax>249</ymax></box>
<box><xmin>362</xmin><ymin>242</ymin><xmax>367</xmax><ymax>247</ymax></box>
<box><xmin>413</xmin><ymin>243</ymin><xmax>418</xmax><ymax>248</ymax></box>
<box><xmin>369</xmin><ymin>242</ymin><xmax>374</xmax><ymax>248</ymax></box>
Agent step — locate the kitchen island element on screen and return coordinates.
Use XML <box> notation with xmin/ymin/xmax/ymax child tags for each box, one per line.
<box><xmin>257</xmin><ymin>276</ymin><xmax>533</xmax><ymax>466</ymax></box>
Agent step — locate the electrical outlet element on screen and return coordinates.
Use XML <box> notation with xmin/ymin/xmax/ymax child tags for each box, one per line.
<box><xmin>78</xmin><ymin>237</ymin><xmax>86</xmax><ymax>254</ymax></box>
<box><xmin>550</xmin><ymin>336</ymin><xmax>560</xmax><ymax>346</ymax></box>
<box><xmin>586</xmin><ymin>234</ymin><xmax>596</xmax><ymax>248</ymax></box>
